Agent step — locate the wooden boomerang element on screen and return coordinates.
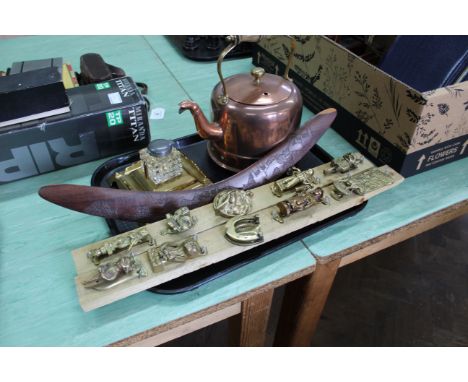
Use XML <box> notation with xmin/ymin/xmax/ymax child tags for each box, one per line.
<box><xmin>39</xmin><ymin>109</ymin><xmax>337</xmax><ymax>222</ymax></box>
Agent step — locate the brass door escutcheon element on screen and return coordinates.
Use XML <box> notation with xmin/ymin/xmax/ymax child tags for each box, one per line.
<box><xmin>331</xmin><ymin>167</ymin><xmax>395</xmax><ymax>200</ymax></box>
<box><xmin>323</xmin><ymin>152</ymin><xmax>364</xmax><ymax>175</ymax></box>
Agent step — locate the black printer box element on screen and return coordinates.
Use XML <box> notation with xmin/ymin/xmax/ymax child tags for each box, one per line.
<box><xmin>0</xmin><ymin>76</ymin><xmax>150</xmax><ymax>184</ymax></box>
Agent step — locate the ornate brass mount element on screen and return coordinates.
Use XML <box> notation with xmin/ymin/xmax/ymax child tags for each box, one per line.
<box><xmin>82</xmin><ymin>254</ymin><xmax>147</xmax><ymax>291</ymax></box>
<box><xmin>86</xmin><ymin>228</ymin><xmax>155</xmax><ymax>265</ymax></box>
<box><xmin>272</xmin><ymin>186</ymin><xmax>329</xmax><ymax>223</ymax></box>
<box><xmin>323</xmin><ymin>152</ymin><xmax>364</xmax><ymax>175</ymax></box>
<box><xmin>331</xmin><ymin>167</ymin><xmax>395</xmax><ymax>200</ymax></box>
<box><xmin>224</xmin><ymin>214</ymin><xmax>264</xmax><ymax>246</ymax></box>
<box><xmin>161</xmin><ymin>207</ymin><xmax>197</xmax><ymax>235</ymax></box>
<box><xmin>147</xmin><ymin>235</ymin><xmax>207</xmax><ymax>272</ymax></box>
<box><xmin>213</xmin><ymin>189</ymin><xmax>254</xmax><ymax>218</ymax></box>
<box><xmin>110</xmin><ymin>139</ymin><xmax>211</xmax><ymax>193</ymax></box>
<box><xmin>270</xmin><ymin>167</ymin><xmax>320</xmax><ymax>197</ymax></box>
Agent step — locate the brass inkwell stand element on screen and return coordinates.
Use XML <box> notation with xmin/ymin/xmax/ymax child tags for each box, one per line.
<box><xmin>110</xmin><ymin>138</ymin><xmax>211</xmax><ymax>192</ymax></box>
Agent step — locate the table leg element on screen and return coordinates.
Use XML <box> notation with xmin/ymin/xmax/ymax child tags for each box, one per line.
<box><xmin>231</xmin><ymin>288</ymin><xmax>274</xmax><ymax>346</ymax></box>
<box><xmin>274</xmin><ymin>258</ymin><xmax>340</xmax><ymax>346</ymax></box>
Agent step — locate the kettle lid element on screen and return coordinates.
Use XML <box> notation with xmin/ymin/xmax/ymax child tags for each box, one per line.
<box><xmin>225</xmin><ymin>68</ymin><xmax>293</xmax><ymax>106</ymax></box>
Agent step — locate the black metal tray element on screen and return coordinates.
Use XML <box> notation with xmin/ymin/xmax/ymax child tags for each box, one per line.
<box><xmin>91</xmin><ymin>134</ymin><xmax>366</xmax><ymax>294</ymax></box>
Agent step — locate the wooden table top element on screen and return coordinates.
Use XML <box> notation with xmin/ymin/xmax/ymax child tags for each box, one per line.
<box><xmin>0</xmin><ymin>36</ymin><xmax>466</xmax><ymax>346</ymax></box>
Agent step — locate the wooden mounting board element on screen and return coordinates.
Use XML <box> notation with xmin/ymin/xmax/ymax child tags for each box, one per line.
<box><xmin>72</xmin><ymin>155</ymin><xmax>404</xmax><ymax>312</ymax></box>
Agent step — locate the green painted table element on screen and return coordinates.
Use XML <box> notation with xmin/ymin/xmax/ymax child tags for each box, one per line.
<box><xmin>1</xmin><ymin>36</ymin><xmax>467</xmax><ymax>346</ymax></box>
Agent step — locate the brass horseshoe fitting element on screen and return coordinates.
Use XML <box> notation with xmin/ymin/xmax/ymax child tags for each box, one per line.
<box><xmin>224</xmin><ymin>214</ymin><xmax>264</xmax><ymax>246</ymax></box>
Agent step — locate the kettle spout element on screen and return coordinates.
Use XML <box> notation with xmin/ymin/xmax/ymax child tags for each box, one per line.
<box><xmin>178</xmin><ymin>100</ymin><xmax>223</xmax><ymax>140</ymax></box>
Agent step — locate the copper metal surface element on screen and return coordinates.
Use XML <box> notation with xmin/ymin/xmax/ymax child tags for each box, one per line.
<box><xmin>38</xmin><ymin>109</ymin><xmax>337</xmax><ymax>222</ymax></box>
<box><xmin>179</xmin><ymin>75</ymin><xmax>302</xmax><ymax>171</ymax></box>
<box><xmin>225</xmin><ymin>72</ymin><xmax>292</xmax><ymax>105</ymax></box>
<box><xmin>179</xmin><ymin>35</ymin><xmax>302</xmax><ymax>172</ymax></box>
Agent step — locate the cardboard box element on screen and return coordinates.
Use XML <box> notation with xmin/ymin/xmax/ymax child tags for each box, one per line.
<box><xmin>0</xmin><ymin>76</ymin><xmax>150</xmax><ymax>184</ymax></box>
<box><xmin>253</xmin><ymin>36</ymin><xmax>468</xmax><ymax>176</ymax></box>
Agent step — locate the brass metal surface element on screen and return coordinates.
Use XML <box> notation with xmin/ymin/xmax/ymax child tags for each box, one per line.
<box><xmin>282</xmin><ymin>36</ymin><xmax>296</xmax><ymax>81</ymax></box>
<box><xmin>147</xmin><ymin>235</ymin><xmax>207</xmax><ymax>273</ymax></box>
<box><xmin>82</xmin><ymin>254</ymin><xmax>147</xmax><ymax>291</ymax></box>
<box><xmin>216</xmin><ymin>35</ymin><xmax>263</xmax><ymax>105</ymax></box>
<box><xmin>110</xmin><ymin>152</ymin><xmax>211</xmax><ymax>192</ymax></box>
<box><xmin>224</xmin><ymin>214</ymin><xmax>264</xmax><ymax>246</ymax></box>
<box><xmin>251</xmin><ymin>67</ymin><xmax>265</xmax><ymax>85</ymax></box>
<box><xmin>213</xmin><ymin>189</ymin><xmax>253</xmax><ymax>218</ymax></box>
<box><xmin>331</xmin><ymin>167</ymin><xmax>395</xmax><ymax>200</ymax></box>
<box><xmin>86</xmin><ymin>228</ymin><xmax>154</xmax><ymax>265</ymax></box>
<box><xmin>323</xmin><ymin>152</ymin><xmax>364</xmax><ymax>175</ymax></box>
<box><xmin>161</xmin><ymin>207</ymin><xmax>197</xmax><ymax>235</ymax></box>
<box><xmin>272</xmin><ymin>186</ymin><xmax>328</xmax><ymax>223</ymax></box>
<box><xmin>270</xmin><ymin>167</ymin><xmax>320</xmax><ymax>197</ymax></box>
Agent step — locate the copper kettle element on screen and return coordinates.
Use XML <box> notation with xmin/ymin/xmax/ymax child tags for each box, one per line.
<box><xmin>179</xmin><ymin>35</ymin><xmax>302</xmax><ymax>172</ymax></box>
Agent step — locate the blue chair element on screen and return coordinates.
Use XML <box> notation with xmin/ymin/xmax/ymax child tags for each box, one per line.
<box><xmin>379</xmin><ymin>35</ymin><xmax>468</xmax><ymax>92</ymax></box>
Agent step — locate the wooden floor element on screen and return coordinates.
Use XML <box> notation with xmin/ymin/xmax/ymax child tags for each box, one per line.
<box><xmin>163</xmin><ymin>214</ymin><xmax>467</xmax><ymax>346</ymax></box>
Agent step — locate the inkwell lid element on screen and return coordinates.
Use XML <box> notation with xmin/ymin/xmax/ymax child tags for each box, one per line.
<box><xmin>147</xmin><ymin>139</ymin><xmax>175</xmax><ymax>157</ymax></box>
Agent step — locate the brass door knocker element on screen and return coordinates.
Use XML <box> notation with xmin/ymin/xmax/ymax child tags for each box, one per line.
<box><xmin>270</xmin><ymin>167</ymin><xmax>320</xmax><ymax>197</ymax></box>
<box><xmin>161</xmin><ymin>207</ymin><xmax>197</xmax><ymax>235</ymax></box>
<box><xmin>82</xmin><ymin>254</ymin><xmax>147</xmax><ymax>291</ymax></box>
<box><xmin>224</xmin><ymin>214</ymin><xmax>264</xmax><ymax>246</ymax></box>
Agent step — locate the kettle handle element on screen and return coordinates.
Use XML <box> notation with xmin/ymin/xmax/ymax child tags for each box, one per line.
<box><xmin>216</xmin><ymin>35</ymin><xmax>296</xmax><ymax>105</ymax></box>
<box><xmin>283</xmin><ymin>36</ymin><xmax>296</xmax><ymax>81</ymax></box>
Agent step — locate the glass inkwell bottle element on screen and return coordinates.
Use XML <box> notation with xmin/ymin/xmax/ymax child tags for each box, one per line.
<box><xmin>140</xmin><ymin>139</ymin><xmax>183</xmax><ymax>185</ymax></box>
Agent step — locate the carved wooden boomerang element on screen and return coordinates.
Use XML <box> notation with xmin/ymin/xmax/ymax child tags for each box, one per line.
<box><xmin>39</xmin><ymin>109</ymin><xmax>337</xmax><ymax>222</ymax></box>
